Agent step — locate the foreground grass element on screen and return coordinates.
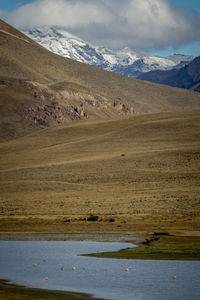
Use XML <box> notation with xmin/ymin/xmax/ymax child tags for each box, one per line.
<box><xmin>0</xmin><ymin>280</ymin><xmax>101</xmax><ymax>300</ymax></box>
<box><xmin>88</xmin><ymin>235</ymin><xmax>200</xmax><ymax>261</ymax></box>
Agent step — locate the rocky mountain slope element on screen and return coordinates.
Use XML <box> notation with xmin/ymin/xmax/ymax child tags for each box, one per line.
<box><xmin>1</xmin><ymin>19</ymin><xmax>200</xmax><ymax>142</ymax></box>
<box><xmin>23</xmin><ymin>27</ymin><xmax>194</xmax><ymax>78</ymax></box>
<box><xmin>138</xmin><ymin>56</ymin><xmax>200</xmax><ymax>92</ymax></box>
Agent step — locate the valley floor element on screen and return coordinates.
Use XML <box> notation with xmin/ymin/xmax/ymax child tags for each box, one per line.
<box><xmin>0</xmin><ymin>110</ymin><xmax>200</xmax><ymax>235</ymax></box>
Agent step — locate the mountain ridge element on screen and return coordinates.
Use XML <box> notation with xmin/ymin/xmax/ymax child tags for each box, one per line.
<box><xmin>1</xmin><ymin>19</ymin><xmax>200</xmax><ymax>142</ymax></box>
<box><xmin>23</xmin><ymin>26</ymin><xmax>194</xmax><ymax>78</ymax></box>
<box><xmin>138</xmin><ymin>56</ymin><xmax>200</xmax><ymax>92</ymax></box>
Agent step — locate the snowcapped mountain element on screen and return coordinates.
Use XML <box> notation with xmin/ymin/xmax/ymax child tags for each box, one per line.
<box><xmin>23</xmin><ymin>27</ymin><xmax>194</xmax><ymax>78</ymax></box>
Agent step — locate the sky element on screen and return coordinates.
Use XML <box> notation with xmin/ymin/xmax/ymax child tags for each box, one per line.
<box><xmin>0</xmin><ymin>0</ymin><xmax>200</xmax><ymax>57</ymax></box>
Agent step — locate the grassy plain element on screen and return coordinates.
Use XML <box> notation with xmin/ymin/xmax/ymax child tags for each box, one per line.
<box><xmin>0</xmin><ymin>109</ymin><xmax>199</xmax><ymax>234</ymax></box>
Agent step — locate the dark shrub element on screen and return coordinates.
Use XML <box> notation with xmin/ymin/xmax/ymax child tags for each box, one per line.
<box><xmin>109</xmin><ymin>218</ymin><xmax>115</xmax><ymax>223</ymax></box>
<box><xmin>87</xmin><ymin>214</ymin><xmax>99</xmax><ymax>221</ymax></box>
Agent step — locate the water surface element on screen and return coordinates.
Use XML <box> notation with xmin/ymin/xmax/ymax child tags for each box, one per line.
<box><xmin>0</xmin><ymin>241</ymin><xmax>200</xmax><ymax>300</ymax></box>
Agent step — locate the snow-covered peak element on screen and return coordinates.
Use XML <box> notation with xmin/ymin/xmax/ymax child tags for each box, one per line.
<box><xmin>24</xmin><ymin>27</ymin><xmax>102</xmax><ymax>64</ymax></box>
<box><xmin>23</xmin><ymin>26</ymin><xmax>194</xmax><ymax>77</ymax></box>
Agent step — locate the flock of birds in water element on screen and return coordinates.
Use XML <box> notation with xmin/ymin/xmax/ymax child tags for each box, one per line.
<box><xmin>32</xmin><ymin>263</ymin><xmax>176</xmax><ymax>281</ymax></box>
<box><xmin>32</xmin><ymin>263</ymin><xmax>77</xmax><ymax>281</ymax></box>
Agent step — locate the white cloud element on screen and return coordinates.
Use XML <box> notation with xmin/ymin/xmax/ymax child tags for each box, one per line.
<box><xmin>4</xmin><ymin>0</ymin><xmax>200</xmax><ymax>51</ymax></box>
<box><xmin>6</xmin><ymin>0</ymin><xmax>112</xmax><ymax>28</ymax></box>
<box><xmin>0</xmin><ymin>9</ymin><xmax>8</xmax><ymax>19</ymax></box>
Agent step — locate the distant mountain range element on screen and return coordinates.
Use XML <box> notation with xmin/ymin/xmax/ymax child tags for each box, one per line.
<box><xmin>138</xmin><ymin>56</ymin><xmax>200</xmax><ymax>92</ymax></box>
<box><xmin>23</xmin><ymin>27</ymin><xmax>194</xmax><ymax>78</ymax></box>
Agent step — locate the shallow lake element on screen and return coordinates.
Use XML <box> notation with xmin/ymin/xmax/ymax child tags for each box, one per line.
<box><xmin>0</xmin><ymin>241</ymin><xmax>200</xmax><ymax>300</ymax></box>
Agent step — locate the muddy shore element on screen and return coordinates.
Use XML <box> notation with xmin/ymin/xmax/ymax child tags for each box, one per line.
<box><xmin>0</xmin><ymin>231</ymin><xmax>144</xmax><ymax>243</ymax></box>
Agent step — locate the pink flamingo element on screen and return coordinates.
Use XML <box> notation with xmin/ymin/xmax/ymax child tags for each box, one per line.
<box><xmin>125</xmin><ymin>268</ymin><xmax>129</xmax><ymax>272</ymax></box>
<box><xmin>32</xmin><ymin>263</ymin><xmax>38</xmax><ymax>267</ymax></box>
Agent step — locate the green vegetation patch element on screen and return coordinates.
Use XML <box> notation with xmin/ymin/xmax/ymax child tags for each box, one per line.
<box><xmin>88</xmin><ymin>235</ymin><xmax>200</xmax><ymax>261</ymax></box>
<box><xmin>0</xmin><ymin>280</ymin><xmax>102</xmax><ymax>300</ymax></box>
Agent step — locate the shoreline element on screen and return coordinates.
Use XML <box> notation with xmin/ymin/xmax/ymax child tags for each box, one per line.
<box><xmin>1</xmin><ymin>231</ymin><xmax>200</xmax><ymax>261</ymax></box>
<box><xmin>0</xmin><ymin>232</ymin><xmax>200</xmax><ymax>299</ymax></box>
<box><xmin>0</xmin><ymin>231</ymin><xmax>141</xmax><ymax>299</ymax></box>
<box><xmin>0</xmin><ymin>231</ymin><xmax>145</xmax><ymax>243</ymax></box>
<box><xmin>0</xmin><ymin>279</ymin><xmax>104</xmax><ymax>300</ymax></box>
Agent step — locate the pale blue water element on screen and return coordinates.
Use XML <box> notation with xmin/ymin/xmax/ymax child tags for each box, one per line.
<box><xmin>0</xmin><ymin>241</ymin><xmax>200</xmax><ymax>300</ymax></box>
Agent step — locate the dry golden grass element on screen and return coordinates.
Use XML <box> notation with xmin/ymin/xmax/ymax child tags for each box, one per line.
<box><xmin>0</xmin><ymin>109</ymin><xmax>199</xmax><ymax>233</ymax></box>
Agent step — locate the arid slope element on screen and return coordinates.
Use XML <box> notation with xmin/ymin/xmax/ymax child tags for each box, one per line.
<box><xmin>0</xmin><ymin>110</ymin><xmax>199</xmax><ymax>233</ymax></box>
<box><xmin>1</xmin><ymin>19</ymin><xmax>200</xmax><ymax>141</ymax></box>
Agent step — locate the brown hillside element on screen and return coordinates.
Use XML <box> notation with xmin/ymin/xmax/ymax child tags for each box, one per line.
<box><xmin>0</xmin><ymin>19</ymin><xmax>200</xmax><ymax>141</ymax></box>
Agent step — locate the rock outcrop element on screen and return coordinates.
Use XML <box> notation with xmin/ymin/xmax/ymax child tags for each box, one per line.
<box><xmin>24</xmin><ymin>81</ymin><xmax>134</xmax><ymax>127</ymax></box>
